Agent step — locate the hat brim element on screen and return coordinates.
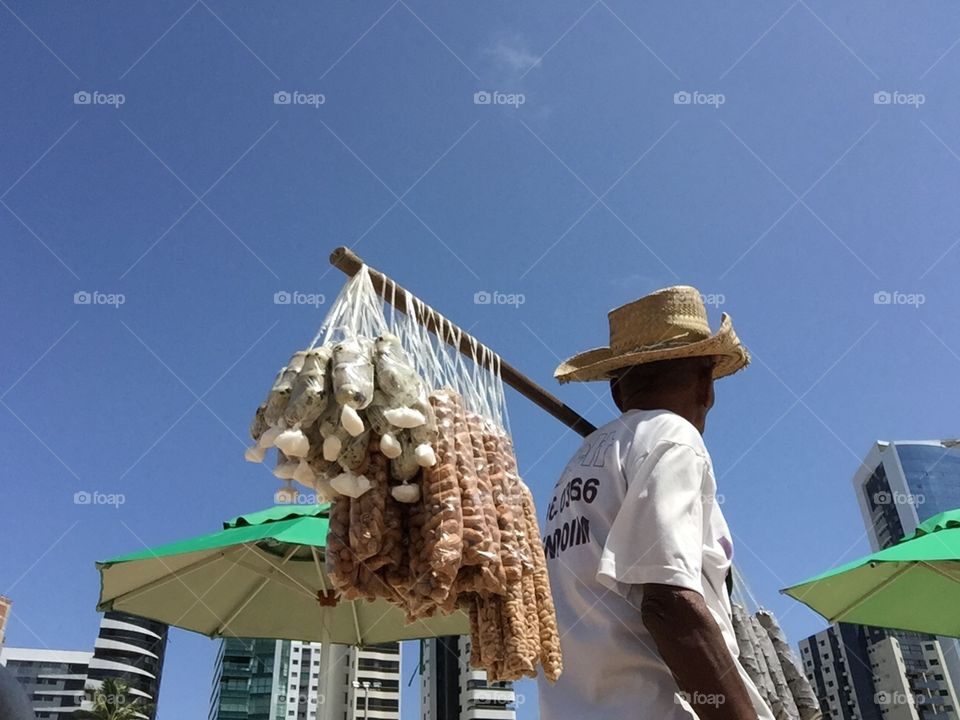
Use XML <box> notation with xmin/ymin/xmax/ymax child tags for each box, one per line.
<box><xmin>554</xmin><ymin>313</ymin><xmax>749</xmax><ymax>383</ymax></box>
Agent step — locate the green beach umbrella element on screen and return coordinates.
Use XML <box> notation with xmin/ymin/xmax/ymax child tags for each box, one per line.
<box><xmin>96</xmin><ymin>503</ymin><xmax>467</xmax><ymax>645</ymax></box>
<box><xmin>782</xmin><ymin>508</ymin><xmax>960</xmax><ymax>637</ymax></box>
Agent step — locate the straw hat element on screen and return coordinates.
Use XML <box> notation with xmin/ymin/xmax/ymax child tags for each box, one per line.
<box><xmin>554</xmin><ymin>286</ymin><xmax>749</xmax><ymax>383</ymax></box>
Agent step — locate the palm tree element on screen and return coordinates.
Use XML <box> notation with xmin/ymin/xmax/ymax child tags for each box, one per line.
<box><xmin>74</xmin><ymin>678</ymin><xmax>155</xmax><ymax>720</ymax></box>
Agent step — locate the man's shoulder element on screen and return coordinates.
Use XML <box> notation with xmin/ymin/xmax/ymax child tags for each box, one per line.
<box><xmin>605</xmin><ymin>409</ymin><xmax>708</xmax><ymax>457</ymax></box>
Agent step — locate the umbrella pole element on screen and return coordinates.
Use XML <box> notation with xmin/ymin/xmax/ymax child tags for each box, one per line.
<box><xmin>351</xmin><ymin>600</ymin><xmax>363</xmax><ymax>647</ymax></box>
<box><xmin>310</xmin><ymin>547</ymin><xmax>329</xmax><ymax>593</ymax></box>
<box><xmin>329</xmin><ymin>246</ymin><xmax>597</xmax><ymax>437</ymax></box>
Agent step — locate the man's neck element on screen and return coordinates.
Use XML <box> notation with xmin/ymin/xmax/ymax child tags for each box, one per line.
<box><xmin>620</xmin><ymin>398</ymin><xmax>702</xmax><ymax>433</ymax></box>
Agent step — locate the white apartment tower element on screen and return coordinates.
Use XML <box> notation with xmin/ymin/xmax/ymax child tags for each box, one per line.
<box><xmin>799</xmin><ymin>623</ymin><xmax>958</xmax><ymax>720</ymax></box>
<box><xmin>420</xmin><ymin>636</ymin><xmax>516</xmax><ymax>720</ymax></box>
<box><xmin>852</xmin><ymin>440</ymin><xmax>960</xmax><ymax>693</ymax></box>
<box><xmin>0</xmin><ymin>647</ymin><xmax>93</xmax><ymax>719</ymax></box>
<box><xmin>209</xmin><ymin>639</ymin><xmax>400</xmax><ymax>720</ymax></box>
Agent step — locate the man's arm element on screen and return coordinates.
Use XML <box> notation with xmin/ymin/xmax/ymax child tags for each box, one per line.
<box><xmin>641</xmin><ymin>583</ymin><xmax>756</xmax><ymax>720</ymax></box>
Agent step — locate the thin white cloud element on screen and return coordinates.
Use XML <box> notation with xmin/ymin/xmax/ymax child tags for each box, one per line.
<box><xmin>483</xmin><ymin>35</ymin><xmax>539</xmax><ymax>76</ymax></box>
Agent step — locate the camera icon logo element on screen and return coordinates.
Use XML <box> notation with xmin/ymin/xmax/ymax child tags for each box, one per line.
<box><xmin>274</xmin><ymin>290</ymin><xmax>292</xmax><ymax>305</ymax></box>
<box><xmin>474</xmin><ymin>91</ymin><xmax>492</xmax><ymax>105</ymax></box>
<box><xmin>274</xmin><ymin>91</ymin><xmax>292</xmax><ymax>105</ymax></box>
<box><xmin>874</xmin><ymin>91</ymin><xmax>892</xmax><ymax>105</ymax></box>
<box><xmin>74</xmin><ymin>91</ymin><xmax>92</xmax><ymax>105</ymax></box>
<box><xmin>74</xmin><ymin>291</ymin><xmax>92</xmax><ymax>305</ymax></box>
<box><xmin>873</xmin><ymin>290</ymin><xmax>892</xmax><ymax>305</ymax></box>
<box><xmin>74</xmin><ymin>491</ymin><xmax>91</xmax><ymax>505</ymax></box>
<box><xmin>673</xmin><ymin>91</ymin><xmax>692</xmax><ymax>105</ymax></box>
<box><xmin>474</xmin><ymin>290</ymin><xmax>492</xmax><ymax>304</ymax></box>
<box><xmin>873</xmin><ymin>491</ymin><xmax>891</xmax><ymax>505</ymax></box>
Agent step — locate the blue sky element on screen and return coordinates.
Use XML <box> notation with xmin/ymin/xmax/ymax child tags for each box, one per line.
<box><xmin>3</xmin><ymin>2</ymin><xmax>960</xmax><ymax>718</ymax></box>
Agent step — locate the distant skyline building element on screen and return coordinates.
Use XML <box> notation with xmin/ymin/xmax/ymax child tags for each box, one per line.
<box><xmin>799</xmin><ymin>623</ymin><xmax>958</xmax><ymax>720</ymax></box>
<box><xmin>0</xmin><ymin>595</ymin><xmax>11</xmax><ymax>646</ymax></box>
<box><xmin>0</xmin><ymin>646</ymin><xmax>92</xmax><ymax>719</ymax></box>
<box><xmin>208</xmin><ymin>638</ymin><xmax>282</xmax><ymax>720</ymax></box>
<box><xmin>853</xmin><ymin>440</ymin><xmax>960</xmax><ymax>689</ymax></box>
<box><xmin>420</xmin><ymin>636</ymin><xmax>516</xmax><ymax>720</ymax></box>
<box><xmin>0</xmin><ymin>610</ymin><xmax>167</xmax><ymax>719</ymax></box>
<box><xmin>87</xmin><ymin>611</ymin><xmax>167</xmax><ymax>717</ymax></box>
<box><xmin>208</xmin><ymin>639</ymin><xmax>400</xmax><ymax>720</ymax></box>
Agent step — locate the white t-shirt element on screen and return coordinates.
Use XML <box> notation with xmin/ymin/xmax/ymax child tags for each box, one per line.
<box><xmin>536</xmin><ymin>409</ymin><xmax>773</xmax><ymax>720</ymax></box>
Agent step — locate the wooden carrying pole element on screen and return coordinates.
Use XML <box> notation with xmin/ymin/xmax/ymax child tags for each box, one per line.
<box><xmin>329</xmin><ymin>246</ymin><xmax>597</xmax><ymax>437</ymax></box>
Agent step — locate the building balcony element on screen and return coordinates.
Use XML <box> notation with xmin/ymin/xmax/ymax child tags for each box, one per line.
<box><xmin>460</xmin><ymin>707</ymin><xmax>517</xmax><ymax>720</ymax></box>
<box><xmin>99</xmin><ymin>618</ymin><xmax>162</xmax><ymax>641</ymax></box>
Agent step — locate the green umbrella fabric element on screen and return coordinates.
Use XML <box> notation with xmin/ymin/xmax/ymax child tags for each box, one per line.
<box><xmin>914</xmin><ymin>508</ymin><xmax>960</xmax><ymax>537</ymax></box>
<box><xmin>782</xmin><ymin>508</ymin><xmax>960</xmax><ymax>637</ymax></box>
<box><xmin>97</xmin><ymin>504</ymin><xmax>467</xmax><ymax>645</ymax></box>
<box><xmin>223</xmin><ymin>502</ymin><xmax>330</xmax><ymax>528</ymax></box>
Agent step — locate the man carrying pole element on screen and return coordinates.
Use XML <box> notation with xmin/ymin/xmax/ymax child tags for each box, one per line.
<box><xmin>538</xmin><ymin>286</ymin><xmax>773</xmax><ymax>720</ymax></box>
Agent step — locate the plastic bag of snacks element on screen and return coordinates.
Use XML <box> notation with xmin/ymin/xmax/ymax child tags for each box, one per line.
<box><xmin>246</xmin><ymin>266</ymin><xmax>561</xmax><ymax>682</ymax></box>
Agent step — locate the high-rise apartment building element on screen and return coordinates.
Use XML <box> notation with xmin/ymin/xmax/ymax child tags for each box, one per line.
<box><xmin>0</xmin><ymin>610</ymin><xmax>167</xmax><ymax>718</ymax></box>
<box><xmin>0</xmin><ymin>596</ymin><xmax>11</xmax><ymax>646</ymax></box>
<box><xmin>799</xmin><ymin>623</ymin><xmax>958</xmax><ymax>720</ymax></box>
<box><xmin>0</xmin><ymin>646</ymin><xmax>92</xmax><ymax>719</ymax></box>
<box><xmin>420</xmin><ymin>635</ymin><xmax>516</xmax><ymax>720</ymax></box>
<box><xmin>853</xmin><ymin>440</ymin><xmax>960</xmax><ymax>688</ymax></box>
<box><xmin>87</xmin><ymin>611</ymin><xmax>168</xmax><ymax>714</ymax></box>
<box><xmin>796</xmin><ymin>439</ymin><xmax>960</xmax><ymax>719</ymax></box>
<box><xmin>208</xmin><ymin>639</ymin><xmax>400</xmax><ymax>720</ymax></box>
